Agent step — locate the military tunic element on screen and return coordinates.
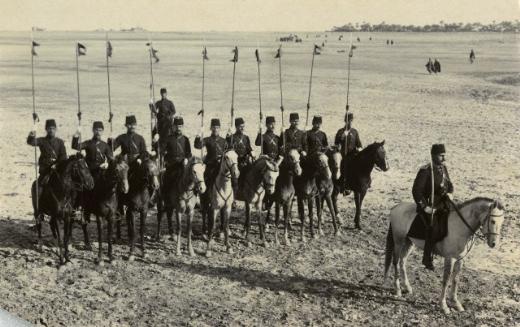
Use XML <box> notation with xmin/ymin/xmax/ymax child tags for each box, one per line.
<box><xmin>334</xmin><ymin>127</ymin><xmax>362</xmax><ymax>157</ymax></box>
<box><xmin>195</xmin><ymin>135</ymin><xmax>228</xmax><ymax>186</ymax></box>
<box><xmin>255</xmin><ymin>130</ymin><xmax>281</xmax><ymax>160</ymax></box>
<box><xmin>306</xmin><ymin>129</ymin><xmax>328</xmax><ymax>155</ymax></box>
<box><xmin>27</xmin><ymin>134</ymin><xmax>67</xmax><ymax>174</ymax></box>
<box><xmin>227</xmin><ymin>133</ymin><xmax>252</xmax><ymax>159</ymax></box>
<box><xmin>280</xmin><ymin>127</ymin><xmax>307</xmax><ymax>154</ymax></box>
<box><xmin>412</xmin><ymin>163</ymin><xmax>453</xmax><ymax>210</ymax></box>
<box><xmin>162</xmin><ymin>133</ymin><xmax>192</xmax><ymax>166</ymax></box>
<box><xmin>109</xmin><ymin>132</ymin><xmax>147</xmax><ymax>163</ymax></box>
<box><xmin>72</xmin><ymin>137</ymin><xmax>113</xmax><ymax>171</ymax></box>
<box><xmin>154</xmin><ymin>98</ymin><xmax>176</xmax><ymax>139</ymax></box>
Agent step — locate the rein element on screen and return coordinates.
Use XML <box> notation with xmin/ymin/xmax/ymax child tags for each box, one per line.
<box><xmin>447</xmin><ymin>198</ymin><xmax>497</xmax><ymax>240</ymax></box>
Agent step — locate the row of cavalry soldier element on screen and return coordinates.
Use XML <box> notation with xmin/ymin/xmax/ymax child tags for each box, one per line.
<box><xmin>26</xmin><ymin>87</ymin><xmax>507</xmax><ymax>314</ymax></box>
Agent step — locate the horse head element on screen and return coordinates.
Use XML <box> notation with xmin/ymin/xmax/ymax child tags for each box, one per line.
<box><xmin>259</xmin><ymin>156</ymin><xmax>280</xmax><ymax>194</ymax></box>
<box><xmin>222</xmin><ymin>150</ymin><xmax>240</xmax><ymax>180</ymax></box>
<box><xmin>326</xmin><ymin>146</ymin><xmax>342</xmax><ymax>180</ymax></box>
<box><xmin>71</xmin><ymin>153</ymin><xmax>95</xmax><ymax>190</ymax></box>
<box><xmin>113</xmin><ymin>154</ymin><xmax>130</xmax><ymax>194</ymax></box>
<box><xmin>480</xmin><ymin>199</ymin><xmax>505</xmax><ymax>248</ymax></box>
<box><xmin>315</xmin><ymin>152</ymin><xmax>332</xmax><ymax>180</ymax></box>
<box><xmin>373</xmin><ymin>140</ymin><xmax>390</xmax><ymax>172</ymax></box>
<box><xmin>188</xmin><ymin>157</ymin><xmax>207</xmax><ymax>194</ymax></box>
<box><xmin>287</xmin><ymin>149</ymin><xmax>302</xmax><ymax>176</ymax></box>
<box><xmin>142</xmin><ymin>154</ymin><xmax>160</xmax><ymax>190</ymax></box>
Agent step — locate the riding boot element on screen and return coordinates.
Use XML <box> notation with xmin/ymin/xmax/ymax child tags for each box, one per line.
<box><xmin>422</xmin><ymin>227</ymin><xmax>435</xmax><ymax>271</ymax></box>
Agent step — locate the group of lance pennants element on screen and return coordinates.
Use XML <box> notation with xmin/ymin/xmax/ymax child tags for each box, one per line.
<box><xmin>28</xmin><ymin>33</ymin><xmax>383</xmax><ymax>266</ymax></box>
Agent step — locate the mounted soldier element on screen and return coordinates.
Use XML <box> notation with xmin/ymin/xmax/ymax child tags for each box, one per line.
<box><xmin>280</xmin><ymin>112</ymin><xmax>307</xmax><ymax>157</ymax></box>
<box><xmin>227</xmin><ymin>117</ymin><xmax>253</xmax><ymax>173</ymax></box>
<box><xmin>161</xmin><ymin>116</ymin><xmax>192</xmax><ymax>182</ymax></box>
<box><xmin>306</xmin><ymin>115</ymin><xmax>328</xmax><ymax>156</ymax></box>
<box><xmin>255</xmin><ymin>116</ymin><xmax>281</xmax><ymax>161</ymax></box>
<box><xmin>108</xmin><ymin>115</ymin><xmax>148</xmax><ymax>164</ymax></box>
<box><xmin>151</xmin><ymin>88</ymin><xmax>176</xmax><ymax>152</ymax></box>
<box><xmin>194</xmin><ymin>118</ymin><xmax>227</xmax><ymax>188</ymax></box>
<box><xmin>412</xmin><ymin>144</ymin><xmax>453</xmax><ymax>271</ymax></box>
<box><xmin>72</xmin><ymin>121</ymin><xmax>113</xmax><ymax>182</ymax></box>
<box><xmin>27</xmin><ymin>119</ymin><xmax>67</xmax><ymax>197</ymax></box>
<box><xmin>334</xmin><ymin>112</ymin><xmax>362</xmax><ymax>194</ymax></box>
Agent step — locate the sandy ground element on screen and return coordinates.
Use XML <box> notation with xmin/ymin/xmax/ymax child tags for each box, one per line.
<box><xmin>0</xmin><ymin>31</ymin><xmax>519</xmax><ymax>326</ymax></box>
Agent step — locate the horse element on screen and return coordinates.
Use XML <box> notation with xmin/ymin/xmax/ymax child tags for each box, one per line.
<box><xmin>205</xmin><ymin>150</ymin><xmax>240</xmax><ymax>257</ymax></box>
<box><xmin>265</xmin><ymin>149</ymin><xmax>302</xmax><ymax>245</ymax></box>
<box><xmin>157</xmin><ymin>157</ymin><xmax>206</xmax><ymax>256</ymax></box>
<box><xmin>315</xmin><ymin>147</ymin><xmax>342</xmax><ymax>236</ymax></box>
<box><xmin>331</xmin><ymin>141</ymin><xmax>389</xmax><ymax>229</ymax></box>
<box><xmin>83</xmin><ymin>155</ymin><xmax>129</xmax><ymax>265</ymax></box>
<box><xmin>238</xmin><ymin>156</ymin><xmax>283</xmax><ymax>248</ymax></box>
<box><xmin>123</xmin><ymin>156</ymin><xmax>160</xmax><ymax>261</ymax></box>
<box><xmin>384</xmin><ymin>197</ymin><xmax>505</xmax><ymax>314</ymax></box>
<box><xmin>294</xmin><ymin>152</ymin><xmax>331</xmax><ymax>242</ymax></box>
<box><xmin>31</xmin><ymin>154</ymin><xmax>94</xmax><ymax>265</ymax></box>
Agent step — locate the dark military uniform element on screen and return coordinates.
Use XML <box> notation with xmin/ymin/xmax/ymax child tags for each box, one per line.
<box><xmin>109</xmin><ymin>132</ymin><xmax>147</xmax><ymax>163</ymax></box>
<box><xmin>154</xmin><ymin>98</ymin><xmax>176</xmax><ymax>139</ymax></box>
<box><xmin>194</xmin><ymin>135</ymin><xmax>227</xmax><ymax>187</ymax></box>
<box><xmin>306</xmin><ymin>128</ymin><xmax>328</xmax><ymax>155</ymax></box>
<box><xmin>27</xmin><ymin>134</ymin><xmax>67</xmax><ymax>178</ymax></box>
<box><xmin>280</xmin><ymin>127</ymin><xmax>307</xmax><ymax>154</ymax></box>
<box><xmin>334</xmin><ymin>127</ymin><xmax>362</xmax><ymax>157</ymax></box>
<box><xmin>226</xmin><ymin>132</ymin><xmax>252</xmax><ymax>169</ymax></box>
<box><xmin>72</xmin><ymin>137</ymin><xmax>113</xmax><ymax>173</ymax></box>
<box><xmin>162</xmin><ymin>133</ymin><xmax>192</xmax><ymax>167</ymax></box>
<box><xmin>255</xmin><ymin>130</ymin><xmax>281</xmax><ymax>160</ymax></box>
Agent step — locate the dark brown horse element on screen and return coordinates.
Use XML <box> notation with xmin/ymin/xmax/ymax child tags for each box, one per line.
<box><xmin>265</xmin><ymin>149</ymin><xmax>302</xmax><ymax>245</ymax></box>
<box><xmin>83</xmin><ymin>155</ymin><xmax>129</xmax><ymax>265</ymax></box>
<box><xmin>294</xmin><ymin>152</ymin><xmax>331</xmax><ymax>242</ymax></box>
<box><xmin>331</xmin><ymin>141</ymin><xmax>389</xmax><ymax>229</ymax></box>
<box><xmin>31</xmin><ymin>154</ymin><xmax>94</xmax><ymax>265</ymax></box>
<box><xmin>122</xmin><ymin>155</ymin><xmax>159</xmax><ymax>261</ymax></box>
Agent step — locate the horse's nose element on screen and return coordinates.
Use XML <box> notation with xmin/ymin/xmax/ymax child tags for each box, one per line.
<box><xmin>490</xmin><ymin>241</ymin><xmax>496</xmax><ymax>248</ymax></box>
<box><xmin>123</xmin><ymin>180</ymin><xmax>129</xmax><ymax>194</ymax></box>
<box><xmin>199</xmin><ymin>183</ymin><xmax>207</xmax><ymax>194</ymax></box>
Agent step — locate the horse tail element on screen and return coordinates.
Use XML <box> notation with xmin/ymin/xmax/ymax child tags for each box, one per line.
<box><xmin>383</xmin><ymin>223</ymin><xmax>394</xmax><ymax>281</ymax></box>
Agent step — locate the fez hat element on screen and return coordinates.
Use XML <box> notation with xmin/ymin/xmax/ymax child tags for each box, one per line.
<box><xmin>173</xmin><ymin>116</ymin><xmax>184</xmax><ymax>126</ymax></box>
<box><xmin>125</xmin><ymin>115</ymin><xmax>137</xmax><ymax>125</ymax></box>
<box><xmin>92</xmin><ymin>121</ymin><xmax>104</xmax><ymax>130</ymax></box>
<box><xmin>289</xmin><ymin>113</ymin><xmax>299</xmax><ymax>121</ymax></box>
<box><xmin>160</xmin><ymin>87</ymin><xmax>167</xmax><ymax>95</ymax></box>
<box><xmin>312</xmin><ymin>115</ymin><xmax>322</xmax><ymax>124</ymax></box>
<box><xmin>431</xmin><ymin>144</ymin><xmax>446</xmax><ymax>156</ymax></box>
<box><xmin>345</xmin><ymin>112</ymin><xmax>354</xmax><ymax>122</ymax></box>
<box><xmin>45</xmin><ymin>119</ymin><xmax>56</xmax><ymax>129</ymax></box>
<box><xmin>266</xmin><ymin>116</ymin><xmax>275</xmax><ymax>124</ymax></box>
<box><xmin>210</xmin><ymin>118</ymin><xmax>220</xmax><ymax>127</ymax></box>
<box><xmin>235</xmin><ymin>117</ymin><xmax>245</xmax><ymax>127</ymax></box>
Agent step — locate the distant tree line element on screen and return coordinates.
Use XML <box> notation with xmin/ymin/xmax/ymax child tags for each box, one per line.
<box><xmin>331</xmin><ymin>20</ymin><xmax>520</xmax><ymax>33</ymax></box>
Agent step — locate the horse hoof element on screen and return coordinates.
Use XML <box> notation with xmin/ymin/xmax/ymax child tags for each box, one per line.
<box><xmin>301</xmin><ymin>237</ymin><xmax>307</xmax><ymax>244</ymax></box>
<box><xmin>263</xmin><ymin>241</ymin><xmax>269</xmax><ymax>248</ymax></box>
<box><xmin>142</xmin><ymin>253</ymin><xmax>149</xmax><ymax>259</ymax></box>
<box><xmin>395</xmin><ymin>290</ymin><xmax>402</xmax><ymax>297</ymax></box>
<box><xmin>285</xmin><ymin>238</ymin><xmax>291</xmax><ymax>246</ymax></box>
<box><xmin>318</xmin><ymin>229</ymin><xmax>324</xmax><ymax>236</ymax></box>
<box><xmin>454</xmin><ymin>303</ymin><xmax>465</xmax><ymax>312</ymax></box>
<box><xmin>128</xmin><ymin>254</ymin><xmax>135</xmax><ymax>262</ymax></box>
<box><xmin>109</xmin><ymin>258</ymin><xmax>117</xmax><ymax>265</ymax></box>
<box><xmin>176</xmin><ymin>250</ymin><xmax>182</xmax><ymax>256</ymax></box>
<box><xmin>312</xmin><ymin>234</ymin><xmax>318</xmax><ymax>240</ymax></box>
<box><xmin>246</xmin><ymin>241</ymin><xmax>252</xmax><ymax>248</ymax></box>
<box><xmin>205</xmin><ymin>251</ymin><xmax>212</xmax><ymax>258</ymax></box>
<box><xmin>334</xmin><ymin>230</ymin><xmax>342</xmax><ymax>237</ymax></box>
<box><xmin>218</xmin><ymin>232</ymin><xmax>224</xmax><ymax>240</ymax></box>
<box><xmin>96</xmin><ymin>259</ymin><xmax>104</xmax><ymax>267</ymax></box>
<box><xmin>189</xmin><ymin>250</ymin><xmax>196</xmax><ymax>257</ymax></box>
<box><xmin>442</xmin><ymin>306</ymin><xmax>451</xmax><ymax>315</ymax></box>
<box><xmin>202</xmin><ymin>235</ymin><xmax>209</xmax><ymax>242</ymax></box>
<box><xmin>226</xmin><ymin>247</ymin><xmax>233</xmax><ymax>254</ymax></box>
<box><xmin>275</xmin><ymin>240</ymin><xmax>280</xmax><ymax>247</ymax></box>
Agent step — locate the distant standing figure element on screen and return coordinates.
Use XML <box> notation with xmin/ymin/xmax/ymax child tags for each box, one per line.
<box><xmin>469</xmin><ymin>49</ymin><xmax>475</xmax><ymax>63</ymax></box>
<box><xmin>357</xmin><ymin>37</ymin><xmax>360</xmax><ymax>42</ymax></box>
<box><xmin>390</xmin><ymin>40</ymin><xmax>394</xmax><ymax>45</ymax></box>
<box><xmin>425</xmin><ymin>58</ymin><xmax>433</xmax><ymax>74</ymax></box>
<box><xmin>386</xmin><ymin>40</ymin><xmax>389</xmax><ymax>45</ymax></box>
<box><xmin>434</xmin><ymin>59</ymin><xmax>441</xmax><ymax>73</ymax></box>
<box><xmin>369</xmin><ymin>37</ymin><xmax>372</xmax><ymax>41</ymax></box>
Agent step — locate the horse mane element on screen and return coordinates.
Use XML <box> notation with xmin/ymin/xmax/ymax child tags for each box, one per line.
<box><xmin>457</xmin><ymin>197</ymin><xmax>503</xmax><ymax>210</ymax></box>
<box><xmin>359</xmin><ymin>142</ymin><xmax>380</xmax><ymax>155</ymax></box>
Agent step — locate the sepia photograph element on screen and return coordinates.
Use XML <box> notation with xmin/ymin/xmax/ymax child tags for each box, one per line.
<box><xmin>0</xmin><ymin>0</ymin><xmax>519</xmax><ymax>325</ymax></box>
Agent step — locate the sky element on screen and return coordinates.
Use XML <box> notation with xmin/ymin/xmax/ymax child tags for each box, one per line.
<box><xmin>0</xmin><ymin>0</ymin><xmax>519</xmax><ymax>31</ymax></box>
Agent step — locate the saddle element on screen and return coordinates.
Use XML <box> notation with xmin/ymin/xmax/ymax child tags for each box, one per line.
<box><xmin>407</xmin><ymin>209</ymin><xmax>449</xmax><ymax>243</ymax></box>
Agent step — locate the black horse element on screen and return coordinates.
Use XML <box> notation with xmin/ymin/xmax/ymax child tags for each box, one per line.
<box><xmin>31</xmin><ymin>154</ymin><xmax>94</xmax><ymax>265</ymax></box>
<box><xmin>331</xmin><ymin>141</ymin><xmax>389</xmax><ymax>229</ymax></box>
<box><xmin>82</xmin><ymin>155</ymin><xmax>129</xmax><ymax>265</ymax></box>
<box><xmin>118</xmin><ymin>155</ymin><xmax>159</xmax><ymax>261</ymax></box>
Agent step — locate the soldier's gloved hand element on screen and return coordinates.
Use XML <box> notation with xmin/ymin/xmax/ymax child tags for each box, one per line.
<box><xmin>301</xmin><ymin>151</ymin><xmax>307</xmax><ymax>157</ymax></box>
<box><xmin>153</xmin><ymin>134</ymin><xmax>160</xmax><ymax>143</ymax></box>
<box><xmin>424</xmin><ymin>206</ymin><xmax>434</xmax><ymax>214</ymax></box>
<box><xmin>150</xmin><ymin>150</ymin><xmax>157</xmax><ymax>157</ymax></box>
<box><xmin>29</xmin><ymin>130</ymin><xmax>36</xmax><ymax>137</ymax></box>
<box><xmin>446</xmin><ymin>193</ymin><xmax>453</xmax><ymax>201</ymax></box>
<box><xmin>137</xmin><ymin>159</ymin><xmax>142</xmax><ymax>165</ymax></box>
<box><xmin>183</xmin><ymin>158</ymin><xmax>188</xmax><ymax>166</ymax></box>
<box><xmin>100</xmin><ymin>161</ymin><xmax>109</xmax><ymax>170</ymax></box>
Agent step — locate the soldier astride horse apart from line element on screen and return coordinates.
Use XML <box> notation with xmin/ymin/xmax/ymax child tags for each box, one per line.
<box><xmin>27</xmin><ymin>41</ymin><xmax>505</xmax><ymax>315</ymax></box>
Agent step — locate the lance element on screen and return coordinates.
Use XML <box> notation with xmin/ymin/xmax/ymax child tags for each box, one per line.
<box><xmin>255</xmin><ymin>48</ymin><xmax>263</xmax><ymax>155</ymax></box>
<box><xmin>198</xmin><ymin>46</ymin><xmax>209</xmax><ymax>158</ymax></box>
<box><xmin>430</xmin><ymin>154</ymin><xmax>435</xmax><ymax>227</ymax></box>
<box><xmin>31</xmin><ymin>33</ymin><xmax>39</xmax><ymax>217</ymax></box>
<box><xmin>306</xmin><ymin>44</ymin><xmax>320</xmax><ymax>129</ymax></box>
<box><xmin>75</xmin><ymin>42</ymin><xmax>86</xmax><ymax>151</ymax></box>
<box><xmin>343</xmin><ymin>33</ymin><xmax>355</xmax><ymax>157</ymax></box>
<box><xmin>275</xmin><ymin>45</ymin><xmax>285</xmax><ymax>154</ymax></box>
<box><xmin>106</xmin><ymin>34</ymin><xmax>113</xmax><ymax>151</ymax></box>
<box><xmin>146</xmin><ymin>39</ymin><xmax>157</xmax><ymax>147</ymax></box>
<box><xmin>229</xmin><ymin>46</ymin><xmax>238</xmax><ymax>146</ymax></box>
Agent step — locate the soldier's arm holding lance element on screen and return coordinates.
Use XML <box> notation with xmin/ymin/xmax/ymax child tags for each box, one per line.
<box><xmin>355</xmin><ymin>130</ymin><xmax>362</xmax><ymax>151</ymax></box>
<box><xmin>71</xmin><ymin>128</ymin><xmax>87</xmax><ymax>151</ymax></box>
<box><xmin>27</xmin><ymin>130</ymin><xmax>41</xmax><ymax>147</ymax></box>
<box><xmin>254</xmin><ymin>132</ymin><xmax>262</xmax><ymax>147</ymax></box>
<box><xmin>57</xmin><ymin>139</ymin><xmax>67</xmax><ymax>162</ymax></box>
<box><xmin>194</xmin><ymin>135</ymin><xmax>204</xmax><ymax>150</ymax></box>
<box><xmin>108</xmin><ymin>134</ymin><xmax>121</xmax><ymax>151</ymax></box>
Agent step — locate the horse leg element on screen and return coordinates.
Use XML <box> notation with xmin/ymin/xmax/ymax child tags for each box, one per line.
<box><xmin>325</xmin><ymin>195</ymin><xmax>339</xmax><ymax>236</ymax></box>
<box><xmin>297</xmin><ymin>198</ymin><xmax>306</xmax><ymax>243</ymax></box>
<box><xmin>224</xmin><ymin>207</ymin><xmax>233</xmax><ymax>254</ymax></box>
<box><xmin>51</xmin><ymin>217</ymin><xmax>64</xmax><ymax>265</ymax></box>
<box><xmin>95</xmin><ymin>216</ymin><xmax>104</xmax><ymax>266</ymax></box>
<box><xmin>332</xmin><ymin>188</ymin><xmax>342</xmax><ymax>226</ymax></box>
<box><xmin>139</xmin><ymin>210</ymin><xmax>147</xmax><ymax>258</ymax></box>
<box><xmin>274</xmin><ymin>202</ymin><xmax>280</xmax><ymax>246</ymax></box>
<box><xmin>127</xmin><ymin>210</ymin><xmax>135</xmax><ymax>261</ymax></box>
<box><xmin>82</xmin><ymin>219</ymin><xmax>92</xmax><ymax>250</ymax></box>
<box><xmin>107</xmin><ymin>216</ymin><xmax>114</xmax><ymax>263</ymax></box>
<box><xmin>36</xmin><ymin>217</ymin><xmax>43</xmax><ymax>251</ymax></box>
<box><xmin>175</xmin><ymin>209</ymin><xmax>182</xmax><ymax>256</ymax></box>
<box><xmin>187</xmin><ymin>207</ymin><xmax>195</xmax><ymax>257</ymax></box>
<box><xmin>354</xmin><ymin>191</ymin><xmax>366</xmax><ymax>229</ymax></box>
<box><xmin>440</xmin><ymin>258</ymin><xmax>455</xmax><ymax>314</ymax></box>
<box><xmin>308</xmin><ymin>197</ymin><xmax>315</xmax><ymax>239</ymax></box>
<box><xmin>205</xmin><ymin>209</ymin><xmax>217</xmax><ymax>257</ymax></box>
<box><xmin>399</xmin><ymin>239</ymin><xmax>413</xmax><ymax>294</ymax></box>
<box><xmin>63</xmin><ymin>216</ymin><xmax>72</xmax><ymax>264</ymax></box>
<box><xmin>392</xmin><ymin>240</ymin><xmax>402</xmax><ymax>297</ymax></box>
<box><xmin>450</xmin><ymin>259</ymin><xmax>465</xmax><ymax>312</ymax></box>
<box><xmin>244</xmin><ymin>203</ymin><xmax>252</xmax><ymax>247</ymax></box>
<box><xmin>315</xmin><ymin>195</ymin><xmax>323</xmax><ymax>237</ymax></box>
<box><xmin>167</xmin><ymin>207</ymin><xmax>174</xmax><ymax>240</ymax></box>
<box><xmin>283</xmin><ymin>201</ymin><xmax>291</xmax><ymax>246</ymax></box>
<box><xmin>258</xmin><ymin>203</ymin><xmax>268</xmax><ymax>248</ymax></box>
<box><xmin>156</xmin><ymin>201</ymin><xmax>163</xmax><ymax>242</ymax></box>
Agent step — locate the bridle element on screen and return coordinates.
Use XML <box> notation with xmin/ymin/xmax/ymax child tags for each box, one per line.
<box><xmin>448</xmin><ymin>198</ymin><xmax>501</xmax><ymax>239</ymax></box>
<box><xmin>181</xmin><ymin>163</ymin><xmax>205</xmax><ymax>201</ymax></box>
<box><xmin>213</xmin><ymin>154</ymin><xmax>237</xmax><ymax>204</ymax></box>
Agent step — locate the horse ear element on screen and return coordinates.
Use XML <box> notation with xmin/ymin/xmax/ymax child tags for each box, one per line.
<box><xmin>381</xmin><ymin>140</ymin><xmax>385</xmax><ymax>146</ymax></box>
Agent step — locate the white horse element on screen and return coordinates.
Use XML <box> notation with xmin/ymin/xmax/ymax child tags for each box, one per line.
<box><xmin>205</xmin><ymin>150</ymin><xmax>240</xmax><ymax>257</ymax></box>
<box><xmin>384</xmin><ymin>197</ymin><xmax>505</xmax><ymax>314</ymax></box>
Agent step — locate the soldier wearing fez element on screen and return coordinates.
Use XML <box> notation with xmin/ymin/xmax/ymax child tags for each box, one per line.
<box><xmin>335</xmin><ymin>112</ymin><xmax>362</xmax><ymax>194</ymax></box>
<box><xmin>280</xmin><ymin>112</ymin><xmax>307</xmax><ymax>156</ymax></box>
<box><xmin>194</xmin><ymin>118</ymin><xmax>228</xmax><ymax>188</ymax></box>
<box><xmin>255</xmin><ymin>116</ymin><xmax>281</xmax><ymax>160</ymax></box>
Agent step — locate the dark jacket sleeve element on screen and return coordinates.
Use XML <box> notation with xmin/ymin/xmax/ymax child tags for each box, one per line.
<box><xmin>139</xmin><ymin>135</ymin><xmax>147</xmax><ymax>157</ymax></box>
<box><xmin>105</xmin><ymin>143</ymin><xmax>114</xmax><ymax>160</ymax></box>
<box><xmin>412</xmin><ymin>168</ymin><xmax>429</xmax><ymax>209</ymax></box>
<box><xmin>322</xmin><ymin>132</ymin><xmax>329</xmax><ymax>148</ymax></box>
<box><xmin>301</xmin><ymin>131</ymin><xmax>308</xmax><ymax>152</ymax></box>
<box><xmin>185</xmin><ymin>137</ymin><xmax>192</xmax><ymax>158</ymax></box>
<box><xmin>255</xmin><ymin>133</ymin><xmax>262</xmax><ymax>146</ymax></box>
<box><xmin>71</xmin><ymin>136</ymin><xmax>87</xmax><ymax>151</ymax></box>
<box><xmin>226</xmin><ymin>135</ymin><xmax>233</xmax><ymax>148</ymax></box>
<box><xmin>57</xmin><ymin>139</ymin><xmax>67</xmax><ymax>162</ymax></box>
<box><xmin>355</xmin><ymin>130</ymin><xmax>362</xmax><ymax>148</ymax></box>
<box><xmin>334</xmin><ymin>129</ymin><xmax>344</xmax><ymax>146</ymax></box>
<box><xmin>194</xmin><ymin>136</ymin><xmax>203</xmax><ymax>149</ymax></box>
<box><xmin>445</xmin><ymin>167</ymin><xmax>454</xmax><ymax>194</ymax></box>
<box><xmin>27</xmin><ymin>133</ymin><xmax>39</xmax><ymax>146</ymax></box>
<box><xmin>109</xmin><ymin>135</ymin><xmax>121</xmax><ymax>151</ymax></box>
<box><xmin>246</xmin><ymin>136</ymin><xmax>253</xmax><ymax>154</ymax></box>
